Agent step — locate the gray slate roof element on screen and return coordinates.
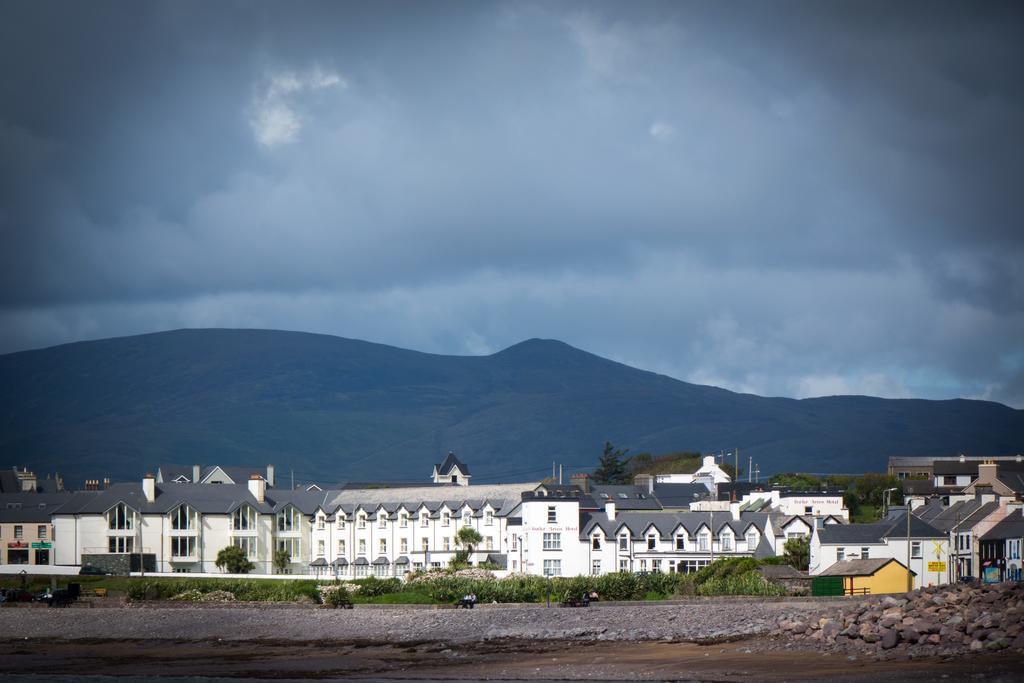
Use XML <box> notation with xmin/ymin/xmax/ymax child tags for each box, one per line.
<box><xmin>50</xmin><ymin>482</ymin><xmax>328</xmax><ymax>516</ymax></box>
<box><xmin>818</xmin><ymin>513</ymin><xmax>943</xmax><ymax>544</ymax></box>
<box><xmin>0</xmin><ymin>493</ymin><xmax>75</xmax><ymax>522</ymax></box>
<box><xmin>435</xmin><ymin>452</ymin><xmax>470</xmax><ymax>476</ymax></box>
<box><xmin>580</xmin><ymin>510</ymin><xmax>771</xmax><ymax>540</ymax></box>
<box><xmin>980</xmin><ymin>510</ymin><xmax>1024</xmax><ymax>541</ymax></box>
<box><xmin>915</xmin><ymin>500</ymin><xmax>1000</xmax><ymax>533</ymax></box>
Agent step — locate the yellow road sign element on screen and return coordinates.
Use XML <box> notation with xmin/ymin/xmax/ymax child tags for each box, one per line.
<box><xmin>928</xmin><ymin>561</ymin><xmax>946</xmax><ymax>572</ymax></box>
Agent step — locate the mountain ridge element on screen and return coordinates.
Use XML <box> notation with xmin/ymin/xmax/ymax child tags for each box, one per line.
<box><xmin>1</xmin><ymin>328</ymin><xmax>1020</xmax><ymax>485</ymax></box>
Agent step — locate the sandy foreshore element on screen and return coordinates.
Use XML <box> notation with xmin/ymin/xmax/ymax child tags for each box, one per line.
<box><xmin>0</xmin><ymin>601</ymin><xmax>1019</xmax><ymax>681</ymax></box>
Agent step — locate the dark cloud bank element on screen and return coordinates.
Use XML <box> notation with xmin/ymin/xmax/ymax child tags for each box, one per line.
<box><xmin>1</xmin><ymin>1</ymin><xmax>1022</xmax><ymax>407</ymax></box>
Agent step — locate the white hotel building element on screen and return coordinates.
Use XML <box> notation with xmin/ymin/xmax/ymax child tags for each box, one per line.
<box><xmin>47</xmin><ymin>455</ymin><xmax>832</xmax><ymax>577</ymax></box>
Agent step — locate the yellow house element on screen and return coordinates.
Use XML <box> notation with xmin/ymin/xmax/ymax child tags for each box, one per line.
<box><xmin>819</xmin><ymin>558</ymin><xmax>916</xmax><ymax>595</ymax></box>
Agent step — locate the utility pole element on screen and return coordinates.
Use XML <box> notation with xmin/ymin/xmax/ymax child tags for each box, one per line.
<box><xmin>735</xmin><ymin>448</ymin><xmax>739</xmax><ymax>482</ymax></box>
<box><xmin>906</xmin><ymin>508</ymin><xmax>913</xmax><ymax>591</ymax></box>
<box><xmin>749</xmin><ymin>455</ymin><xmax>753</xmax><ymax>483</ymax></box>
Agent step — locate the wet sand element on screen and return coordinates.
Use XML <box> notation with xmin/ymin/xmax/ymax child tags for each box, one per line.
<box><xmin>0</xmin><ymin>637</ymin><xmax>1020</xmax><ymax>681</ymax></box>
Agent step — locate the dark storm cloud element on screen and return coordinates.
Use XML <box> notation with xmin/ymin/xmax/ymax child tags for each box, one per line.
<box><xmin>0</xmin><ymin>1</ymin><xmax>1022</xmax><ymax>406</ymax></box>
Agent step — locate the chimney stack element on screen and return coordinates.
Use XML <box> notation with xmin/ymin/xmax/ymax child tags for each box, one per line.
<box><xmin>266</xmin><ymin>464</ymin><xmax>275</xmax><ymax>488</ymax></box>
<box><xmin>605</xmin><ymin>501</ymin><xmax>616</xmax><ymax>521</ymax></box>
<box><xmin>570</xmin><ymin>472</ymin><xmax>590</xmax><ymax>493</ymax></box>
<box><xmin>249</xmin><ymin>474</ymin><xmax>266</xmax><ymax>503</ymax></box>
<box><xmin>192</xmin><ymin>464</ymin><xmax>201</xmax><ymax>483</ymax></box>
<box><xmin>729</xmin><ymin>500</ymin><xmax>741</xmax><ymax>521</ymax></box>
<box><xmin>634</xmin><ymin>473</ymin><xmax>655</xmax><ymax>494</ymax></box>
<box><xmin>143</xmin><ymin>474</ymin><xmax>156</xmax><ymax>503</ymax></box>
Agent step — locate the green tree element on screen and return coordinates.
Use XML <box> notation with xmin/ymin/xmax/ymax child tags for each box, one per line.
<box><xmin>273</xmin><ymin>548</ymin><xmax>291</xmax><ymax>574</ymax></box>
<box><xmin>768</xmin><ymin>472</ymin><xmax>824</xmax><ymax>490</ymax></box>
<box><xmin>593</xmin><ymin>441</ymin><xmax>630</xmax><ymax>484</ymax></box>
<box><xmin>783</xmin><ymin>537</ymin><xmax>810</xmax><ymax>571</ymax></box>
<box><xmin>215</xmin><ymin>545</ymin><xmax>254</xmax><ymax>574</ymax></box>
<box><xmin>453</xmin><ymin>526</ymin><xmax>484</xmax><ymax>565</ymax></box>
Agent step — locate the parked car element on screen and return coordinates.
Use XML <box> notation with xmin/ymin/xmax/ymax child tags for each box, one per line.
<box><xmin>957</xmin><ymin>575</ymin><xmax>977</xmax><ymax>584</ymax></box>
<box><xmin>79</xmin><ymin>565</ymin><xmax>108</xmax><ymax>576</ymax></box>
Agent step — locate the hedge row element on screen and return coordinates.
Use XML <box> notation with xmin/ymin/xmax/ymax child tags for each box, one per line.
<box><xmin>125</xmin><ymin>578</ymin><xmax>321</xmax><ymax>602</ymax></box>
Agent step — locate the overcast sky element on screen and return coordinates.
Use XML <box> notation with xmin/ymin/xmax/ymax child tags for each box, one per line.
<box><xmin>1</xmin><ymin>1</ymin><xmax>1022</xmax><ymax>407</ymax></box>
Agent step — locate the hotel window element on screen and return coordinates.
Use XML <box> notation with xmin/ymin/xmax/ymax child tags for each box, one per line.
<box><xmin>547</xmin><ymin>506</ymin><xmax>557</xmax><ymax>523</ymax></box>
<box><xmin>484</xmin><ymin>510</ymin><xmax>493</xmax><ymax>526</ymax></box>
<box><xmin>232</xmin><ymin>536</ymin><xmax>256</xmax><ymax>558</ymax></box>
<box><xmin>592</xmin><ymin>536</ymin><xmax>602</xmax><ymax>550</ymax></box>
<box><xmin>804</xmin><ymin>506</ymin><xmax>813</xmax><ymax>515</ymax></box>
<box><xmin>675</xmin><ymin>534</ymin><xmax>686</xmax><ymax>551</ymax></box>
<box><xmin>591</xmin><ymin>559</ymin><xmax>601</xmax><ymax>575</ymax></box>
<box><xmin>317</xmin><ymin>515</ymin><xmax>325</xmax><ymax>530</ymax></box>
<box><xmin>38</xmin><ymin>525</ymin><xmax>47</xmax><ymax>540</ymax></box>
<box><xmin>233</xmin><ymin>506</ymin><xmax>256</xmax><ymax>531</ymax></box>
<box><xmin>721</xmin><ymin>534</ymin><xmax>732</xmax><ymax>552</ymax></box>
<box><xmin>619</xmin><ymin>559</ymin><xmax>629</xmax><ymax>572</ymax></box>
<box><xmin>746</xmin><ymin>531</ymin><xmax>757</xmax><ymax>548</ymax></box>
<box><xmin>911</xmin><ymin>541</ymin><xmax>922</xmax><ymax>559</ymax></box>
<box><xmin>647</xmin><ymin>534</ymin><xmax>657</xmax><ymax>550</ymax></box>
<box><xmin>837</xmin><ymin>547</ymin><xmax>845</xmax><ymax>561</ymax></box>
<box><xmin>357</xmin><ymin>513</ymin><xmax>367</xmax><ymax>529</ymax></box>
<box><xmin>108</xmin><ymin>536</ymin><xmax>133</xmax><ymax>553</ymax></box>
<box><xmin>543</xmin><ymin>559</ymin><xmax>561</xmax><ymax>577</ymax></box>
<box><xmin>462</xmin><ymin>512</ymin><xmax>471</xmax><ymax>526</ymax></box>
<box><xmin>421</xmin><ymin>512</ymin><xmax>430</xmax><ymax>527</ymax></box>
<box><xmin>276</xmin><ymin>538</ymin><xmax>300</xmax><ymax>561</ymax></box>
<box><xmin>443</xmin><ymin>537</ymin><xmax>451</xmax><ymax>551</ymax></box>
<box><xmin>543</xmin><ymin>532</ymin><xmax>561</xmax><ymax>550</ymax></box>
<box><xmin>652</xmin><ymin>559</ymin><xmax>662</xmax><ymax>573</ymax></box>
<box><xmin>318</xmin><ymin>540</ymin><xmax>325</xmax><ymax>557</ymax></box>
<box><xmin>14</xmin><ymin>525</ymin><xmax>23</xmax><ymax>539</ymax></box>
<box><xmin>699</xmin><ymin>532</ymin><xmax>710</xmax><ymax>552</ymax></box>
<box><xmin>400</xmin><ymin>512</ymin><xmax>409</xmax><ymax>528</ymax></box>
<box><xmin>107</xmin><ymin>503</ymin><xmax>133</xmax><ymax>530</ymax></box>
<box><xmin>511</xmin><ymin>535</ymin><xmax>518</xmax><ymax>551</ymax></box>
<box><xmin>442</xmin><ymin>511</ymin><xmax>451</xmax><ymax>527</ymax></box>
<box><xmin>619</xmin><ymin>535</ymin><xmax>628</xmax><ymax>551</ymax></box>
<box><xmin>171</xmin><ymin>536</ymin><xmax>195</xmax><ymax>558</ymax></box>
<box><xmin>338</xmin><ymin>516</ymin><xmax>346</xmax><ymax>530</ymax></box>
<box><xmin>943</xmin><ymin>476</ymin><xmax>956</xmax><ymax>486</ymax></box>
<box><xmin>378</xmin><ymin>514</ymin><xmax>387</xmax><ymax>529</ymax></box>
<box><xmin>171</xmin><ymin>505</ymin><xmax>195</xmax><ymax>531</ymax></box>
<box><xmin>861</xmin><ymin>547</ymin><xmax>870</xmax><ymax>559</ymax></box>
<box><xmin>485</xmin><ymin>536</ymin><xmax>493</xmax><ymax>551</ymax></box>
<box><xmin>400</xmin><ymin>538</ymin><xmax>408</xmax><ymax>553</ymax></box>
<box><xmin>337</xmin><ymin>540</ymin><xmax>346</xmax><ymax>554</ymax></box>
<box><xmin>277</xmin><ymin>507</ymin><xmax>301</xmax><ymax>532</ymax></box>
<box><xmin>379</xmin><ymin>539</ymin><xmax>387</xmax><ymax>554</ymax></box>
<box><xmin>421</xmin><ymin>537</ymin><xmax>429</xmax><ymax>551</ymax></box>
<box><xmin>358</xmin><ymin>539</ymin><xmax>366</xmax><ymax>555</ymax></box>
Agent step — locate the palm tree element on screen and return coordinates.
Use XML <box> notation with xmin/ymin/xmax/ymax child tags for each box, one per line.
<box><xmin>453</xmin><ymin>526</ymin><xmax>483</xmax><ymax>565</ymax></box>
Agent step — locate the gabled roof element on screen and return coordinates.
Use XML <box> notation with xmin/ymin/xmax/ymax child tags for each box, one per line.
<box><xmin>434</xmin><ymin>452</ymin><xmax>470</xmax><ymax>476</ymax></box>
<box><xmin>579</xmin><ymin>510</ymin><xmax>772</xmax><ymax>541</ymax></box>
<box><xmin>819</xmin><ymin>558</ymin><xmax>915</xmax><ymax>577</ymax></box>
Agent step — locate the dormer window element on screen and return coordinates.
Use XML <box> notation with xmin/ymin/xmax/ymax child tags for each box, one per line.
<box><xmin>420</xmin><ymin>512</ymin><xmax>430</xmax><ymax>527</ymax></box>
<box><xmin>400</xmin><ymin>512</ymin><xmax>409</xmax><ymax>528</ymax></box>
<box><xmin>378</xmin><ymin>513</ymin><xmax>387</xmax><ymax>529</ymax></box>
<box><xmin>746</xmin><ymin>530</ymin><xmax>758</xmax><ymax>548</ymax></box>
<box><xmin>338</xmin><ymin>515</ymin><xmax>346</xmax><ymax>530</ymax></box>
<box><xmin>277</xmin><ymin>506</ymin><xmax>301</xmax><ymax>532</ymax></box>
<box><xmin>675</xmin><ymin>534</ymin><xmax>686</xmax><ymax>551</ymax></box>
<box><xmin>317</xmin><ymin>515</ymin><xmax>325</xmax><ymax>530</ymax></box>
<box><xmin>357</xmin><ymin>513</ymin><xmax>367</xmax><ymax>529</ymax></box>
<box><xmin>442</xmin><ymin>511</ymin><xmax>451</xmax><ymax>527</ymax></box>
<box><xmin>721</xmin><ymin>533</ymin><xmax>733</xmax><ymax>552</ymax></box>
<box><xmin>592</xmin><ymin>536</ymin><xmax>601</xmax><ymax>550</ymax></box>
<box><xmin>232</xmin><ymin>505</ymin><xmax>256</xmax><ymax>531</ymax></box>
<box><xmin>647</xmin><ymin>534</ymin><xmax>657</xmax><ymax>550</ymax></box>
<box><xmin>107</xmin><ymin>503</ymin><xmax>133</xmax><ymax>530</ymax></box>
<box><xmin>170</xmin><ymin>504</ymin><xmax>196</xmax><ymax>531</ymax></box>
<box><xmin>462</xmin><ymin>511</ymin><xmax>471</xmax><ymax>526</ymax></box>
<box><xmin>484</xmin><ymin>510</ymin><xmax>494</xmax><ymax>526</ymax></box>
<box><xmin>699</xmin><ymin>531</ymin><xmax>710</xmax><ymax>551</ymax></box>
<box><xmin>618</xmin><ymin>534</ymin><xmax>628</xmax><ymax>551</ymax></box>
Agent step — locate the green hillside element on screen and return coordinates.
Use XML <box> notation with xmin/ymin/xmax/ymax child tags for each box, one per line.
<box><xmin>0</xmin><ymin>329</ymin><xmax>1021</xmax><ymax>485</ymax></box>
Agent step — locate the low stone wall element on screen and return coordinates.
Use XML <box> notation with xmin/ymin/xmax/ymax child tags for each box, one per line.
<box><xmin>82</xmin><ymin>553</ymin><xmax>156</xmax><ymax>574</ymax></box>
